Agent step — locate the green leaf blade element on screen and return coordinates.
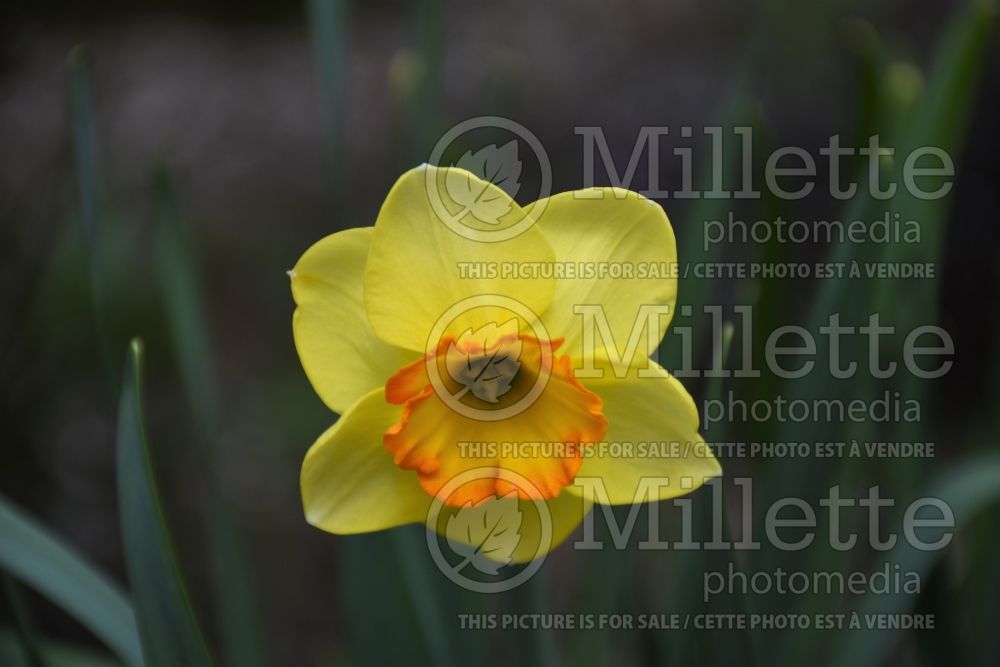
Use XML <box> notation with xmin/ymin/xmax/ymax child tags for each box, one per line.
<box><xmin>0</xmin><ymin>497</ymin><xmax>143</xmax><ymax>666</ymax></box>
<box><xmin>833</xmin><ymin>454</ymin><xmax>1000</xmax><ymax>667</ymax></box>
<box><xmin>116</xmin><ymin>339</ymin><xmax>215</xmax><ymax>667</ymax></box>
<box><xmin>152</xmin><ymin>169</ymin><xmax>267</xmax><ymax>667</ymax></box>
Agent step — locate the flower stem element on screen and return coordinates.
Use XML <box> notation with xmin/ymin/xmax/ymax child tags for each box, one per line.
<box><xmin>390</xmin><ymin>526</ymin><xmax>457</xmax><ymax>667</ymax></box>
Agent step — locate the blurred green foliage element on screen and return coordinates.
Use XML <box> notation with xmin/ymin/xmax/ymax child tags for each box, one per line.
<box><xmin>1</xmin><ymin>0</ymin><xmax>998</xmax><ymax>666</ymax></box>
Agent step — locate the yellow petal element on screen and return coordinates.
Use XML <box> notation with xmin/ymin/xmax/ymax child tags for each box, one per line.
<box><xmin>364</xmin><ymin>165</ymin><xmax>556</xmax><ymax>352</ymax></box>
<box><xmin>291</xmin><ymin>227</ymin><xmax>417</xmax><ymax>414</ymax></box>
<box><xmin>526</xmin><ymin>189</ymin><xmax>677</xmax><ymax>365</ymax></box>
<box><xmin>434</xmin><ymin>489</ymin><xmax>591</xmax><ymax>563</ymax></box>
<box><xmin>566</xmin><ymin>359</ymin><xmax>721</xmax><ymax>505</ymax></box>
<box><xmin>301</xmin><ymin>389</ymin><xmax>430</xmax><ymax>533</ymax></box>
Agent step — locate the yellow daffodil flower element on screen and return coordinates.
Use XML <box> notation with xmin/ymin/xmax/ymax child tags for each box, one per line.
<box><xmin>290</xmin><ymin>164</ymin><xmax>720</xmax><ymax>563</ymax></box>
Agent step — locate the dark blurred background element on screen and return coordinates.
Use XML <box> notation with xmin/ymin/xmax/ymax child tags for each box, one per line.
<box><xmin>1</xmin><ymin>0</ymin><xmax>999</xmax><ymax>665</ymax></box>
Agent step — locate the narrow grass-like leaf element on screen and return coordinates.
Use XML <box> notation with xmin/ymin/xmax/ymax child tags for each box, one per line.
<box><xmin>0</xmin><ymin>630</ymin><xmax>125</xmax><ymax>667</ymax></box>
<box><xmin>151</xmin><ymin>171</ymin><xmax>218</xmax><ymax>431</ymax></box>
<box><xmin>832</xmin><ymin>453</ymin><xmax>1000</xmax><ymax>667</ymax></box>
<box><xmin>410</xmin><ymin>0</ymin><xmax>442</xmax><ymax>156</ymax></box>
<box><xmin>704</xmin><ymin>321</ymin><xmax>735</xmax><ymax>410</ymax></box>
<box><xmin>67</xmin><ymin>46</ymin><xmax>114</xmax><ymax>381</ymax></box>
<box><xmin>0</xmin><ymin>497</ymin><xmax>143</xmax><ymax>666</ymax></box>
<box><xmin>775</xmin><ymin>5</ymin><xmax>995</xmax><ymax>663</ymax></box>
<box><xmin>1</xmin><ymin>574</ymin><xmax>45</xmax><ymax>667</ymax></box>
<box><xmin>668</xmin><ymin>321</ymin><xmax>758</xmax><ymax>667</ymax></box>
<box><xmin>307</xmin><ymin>0</ymin><xmax>347</xmax><ymax>206</ymax></box>
<box><xmin>152</xmin><ymin>169</ymin><xmax>266</xmax><ymax>667</ymax></box>
<box><xmin>338</xmin><ymin>533</ymin><xmax>432</xmax><ymax>666</ymax></box>
<box><xmin>389</xmin><ymin>526</ymin><xmax>457</xmax><ymax>667</ymax></box>
<box><xmin>116</xmin><ymin>339</ymin><xmax>215</xmax><ymax>667</ymax></box>
<box><xmin>771</xmin><ymin>0</ymin><xmax>995</xmax><ymax>538</ymax></box>
<box><xmin>869</xmin><ymin>0</ymin><xmax>995</xmax><ymax>378</ymax></box>
<box><xmin>566</xmin><ymin>518</ymin><xmax>628</xmax><ymax>667</ymax></box>
<box><xmin>514</xmin><ymin>570</ymin><xmax>559</xmax><ymax>667</ymax></box>
<box><xmin>67</xmin><ymin>47</ymin><xmax>100</xmax><ymax>275</ymax></box>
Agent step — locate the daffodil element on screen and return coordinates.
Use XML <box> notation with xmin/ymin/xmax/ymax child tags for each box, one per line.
<box><xmin>291</xmin><ymin>164</ymin><xmax>720</xmax><ymax>563</ymax></box>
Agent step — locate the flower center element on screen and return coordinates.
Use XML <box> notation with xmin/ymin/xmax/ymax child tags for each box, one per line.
<box><xmin>383</xmin><ymin>333</ymin><xmax>607</xmax><ymax>507</ymax></box>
